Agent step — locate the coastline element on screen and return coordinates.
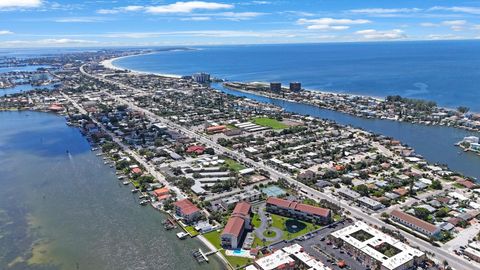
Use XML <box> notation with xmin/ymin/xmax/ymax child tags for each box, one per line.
<box><xmin>101</xmin><ymin>52</ymin><xmax>182</xmax><ymax>79</ymax></box>
<box><xmin>103</xmin><ymin>53</ymin><xmax>478</xmax><ymax>134</ymax></box>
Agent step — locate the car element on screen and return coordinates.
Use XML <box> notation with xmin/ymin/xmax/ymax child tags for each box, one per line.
<box><xmin>320</xmin><ymin>237</ymin><xmax>326</xmax><ymax>241</ymax></box>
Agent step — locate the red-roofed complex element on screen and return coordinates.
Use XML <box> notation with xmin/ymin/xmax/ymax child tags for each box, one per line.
<box><xmin>186</xmin><ymin>145</ymin><xmax>206</xmax><ymax>155</ymax></box>
<box><xmin>174</xmin><ymin>199</ymin><xmax>202</xmax><ymax>224</ymax></box>
<box><xmin>206</xmin><ymin>125</ymin><xmax>227</xmax><ymax>134</ymax></box>
<box><xmin>266</xmin><ymin>197</ymin><xmax>331</xmax><ymax>225</ymax></box>
<box><xmin>221</xmin><ymin>201</ymin><xmax>252</xmax><ymax>249</ymax></box>
<box><xmin>390</xmin><ymin>209</ymin><xmax>441</xmax><ymax>238</ymax></box>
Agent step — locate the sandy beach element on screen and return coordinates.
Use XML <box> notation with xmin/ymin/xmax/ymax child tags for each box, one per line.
<box><xmin>101</xmin><ymin>53</ymin><xmax>182</xmax><ymax>79</ymax></box>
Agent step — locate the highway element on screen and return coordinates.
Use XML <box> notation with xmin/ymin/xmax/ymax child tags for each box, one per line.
<box><xmin>78</xmin><ymin>64</ymin><xmax>476</xmax><ymax>270</ymax></box>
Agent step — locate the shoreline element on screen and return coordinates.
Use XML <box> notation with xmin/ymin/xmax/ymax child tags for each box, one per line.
<box><xmin>103</xmin><ymin>53</ymin><xmax>479</xmax><ymax>134</ymax></box>
<box><xmin>104</xmin><ymin>52</ymin><xmax>469</xmax><ymax>112</ymax></box>
<box><xmin>101</xmin><ymin>51</ymin><xmax>183</xmax><ymax>79</ymax></box>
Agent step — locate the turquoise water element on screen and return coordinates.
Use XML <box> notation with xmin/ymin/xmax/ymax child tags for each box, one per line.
<box><xmin>113</xmin><ymin>41</ymin><xmax>480</xmax><ymax>112</ymax></box>
<box><xmin>0</xmin><ymin>111</ymin><xmax>224</xmax><ymax>270</ymax></box>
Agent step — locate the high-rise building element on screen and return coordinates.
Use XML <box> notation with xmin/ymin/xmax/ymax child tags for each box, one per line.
<box><xmin>289</xmin><ymin>82</ymin><xmax>301</xmax><ymax>92</ymax></box>
<box><xmin>270</xmin><ymin>82</ymin><xmax>281</xmax><ymax>92</ymax></box>
<box><xmin>192</xmin><ymin>72</ymin><xmax>210</xmax><ymax>83</ymax></box>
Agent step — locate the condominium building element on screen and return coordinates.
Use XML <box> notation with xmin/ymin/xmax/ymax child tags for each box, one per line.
<box><xmin>173</xmin><ymin>199</ymin><xmax>202</xmax><ymax>224</ymax></box>
<box><xmin>221</xmin><ymin>201</ymin><xmax>252</xmax><ymax>249</ymax></box>
<box><xmin>266</xmin><ymin>197</ymin><xmax>331</xmax><ymax>225</ymax></box>
<box><xmin>329</xmin><ymin>221</ymin><xmax>426</xmax><ymax>270</ymax></box>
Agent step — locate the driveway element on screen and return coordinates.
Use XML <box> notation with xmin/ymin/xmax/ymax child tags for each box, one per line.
<box><xmin>254</xmin><ymin>204</ymin><xmax>283</xmax><ymax>242</ymax></box>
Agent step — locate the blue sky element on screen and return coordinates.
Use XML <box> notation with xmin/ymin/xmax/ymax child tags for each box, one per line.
<box><xmin>0</xmin><ymin>0</ymin><xmax>480</xmax><ymax>47</ymax></box>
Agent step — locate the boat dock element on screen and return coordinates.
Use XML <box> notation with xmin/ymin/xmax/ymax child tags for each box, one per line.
<box><xmin>192</xmin><ymin>248</ymin><xmax>209</xmax><ymax>263</ymax></box>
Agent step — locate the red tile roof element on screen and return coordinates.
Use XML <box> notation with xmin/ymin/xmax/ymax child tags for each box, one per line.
<box><xmin>153</xmin><ymin>187</ymin><xmax>169</xmax><ymax>197</ymax></box>
<box><xmin>266</xmin><ymin>197</ymin><xmax>330</xmax><ymax>218</ymax></box>
<box><xmin>131</xmin><ymin>167</ymin><xmax>142</xmax><ymax>174</ymax></box>
<box><xmin>295</xmin><ymin>203</ymin><xmax>330</xmax><ymax>217</ymax></box>
<box><xmin>232</xmin><ymin>201</ymin><xmax>251</xmax><ymax>217</ymax></box>
<box><xmin>222</xmin><ymin>216</ymin><xmax>245</xmax><ymax>238</ymax></box>
<box><xmin>390</xmin><ymin>209</ymin><xmax>438</xmax><ymax>233</ymax></box>
<box><xmin>186</xmin><ymin>145</ymin><xmax>206</xmax><ymax>154</ymax></box>
<box><xmin>174</xmin><ymin>199</ymin><xmax>200</xmax><ymax>216</ymax></box>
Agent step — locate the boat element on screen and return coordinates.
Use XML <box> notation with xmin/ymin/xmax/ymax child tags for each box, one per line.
<box><xmin>122</xmin><ymin>181</ymin><xmax>130</xmax><ymax>185</ymax></box>
<box><xmin>139</xmin><ymin>200</ymin><xmax>149</xmax><ymax>206</ymax></box>
<box><xmin>131</xmin><ymin>188</ymin><xmax>139</xmax><ymax>193</ymax></box>
<box><xmin>96</xmin><ymin>153</ymin><xmax>103</xmax><ymax>156</ymax></box>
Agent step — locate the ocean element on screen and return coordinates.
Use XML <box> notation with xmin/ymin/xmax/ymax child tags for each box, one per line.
<box><xmin>113</xmin><ymin>41</ymin><xmax>480</xmax><ymax>112</ymax></box>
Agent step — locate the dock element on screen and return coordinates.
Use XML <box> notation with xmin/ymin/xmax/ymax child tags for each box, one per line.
<box><xmin>192</xmin><ymin>248</ymin><xmax>209</xmax><ymax>263</ymax></box>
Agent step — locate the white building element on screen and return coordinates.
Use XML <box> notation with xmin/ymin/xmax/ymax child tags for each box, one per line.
<box><xmin>329</xmin><ymin>221</ymin><xmax>425</xmax><ymax>270</ymax></box>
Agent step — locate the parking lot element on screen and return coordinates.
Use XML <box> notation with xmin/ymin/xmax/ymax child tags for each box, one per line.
<box><xmin>269</xmin><ymin>218</ymin><xmax>366</xmax><ymax>270</ymax></box>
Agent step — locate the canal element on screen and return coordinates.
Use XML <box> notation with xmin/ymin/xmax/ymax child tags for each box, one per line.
<box><xmin>215</xmin><ymin>84</ymin><xmax>480</xmax><ymax>180</ymax></box>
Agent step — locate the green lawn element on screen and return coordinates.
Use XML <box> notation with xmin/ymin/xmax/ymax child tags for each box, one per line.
<box><xmin>224</xmin><ymin>158</ymin><xmax>245</xmax><ymax>172</ymax></box>
<box><xmin>252</xmin><ymin>213</ymin><xmax>262</xmax><ymax>228</ymax></box>
<box><xmin>203</xmin><ymin>230</ymin><xmax>253</xmax><ymax>268</ymax></box>
<box><xmin>263</xmin><ymin>230</ymin><xmax>277</xmax><ymax>238</ymax></box>
<box><xmin>269</xmin><ymin>214</ymin><xmax>319</xmax><ymax>240</ymax></box>
<box><xmin>253</xmin><ymin>117</ymin><xmax>288</xmax><ymax>129</ymax></box>
<box><xmin>184</xmin><ymin>226</ymin><xmax>199</xmax><ymax>237</ymax></box>
<box><xmin>203</xmin><ymin>230</ymin><xmax>222</xmax><ymax>249</ymax></box>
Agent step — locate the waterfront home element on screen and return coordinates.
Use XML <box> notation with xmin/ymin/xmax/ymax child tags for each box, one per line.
<box><xmin>173</xmin><ymin>199</ymin><xmax>202</xmax><ymax>224</ymax></box>
<box><xmin>221</xmin><ymin>201</ymin><xmax>252</xmax><ymax>249</ymax></box>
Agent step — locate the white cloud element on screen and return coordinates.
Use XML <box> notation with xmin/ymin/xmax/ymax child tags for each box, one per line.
<box><xmin>473</xmin><ymin>25</ymin><xmax>480</xmax><ymax>30</ymax></box>
<box><xmin>145</xmin><ymin>1</ymin><xmax>233</xmax><ymax>14</ymax></box>
<box><xmin>355</xmin><ymin>29</ymin><xmax>406</xmax><ymax>40</ymax></box>
<box><xmin>430</xmin><ymin>6</ymin><xmax>480</xmax><ymax>15</ymax></box>
<box><xmin>0</xmin><ymin>0</ymin><xmax>42</xmax><ymax>9</ymax></box>
<box><xmin>350</xmin><ymin>8</ymin><xmax>421</xmax><ymax>14</ymax></box>
<box><xmin>101</xmin><ymin>30</ymin><xmax>303</xmax><ymax>39</ymax></box>
<box><xmin>442</xmin><ymin>20</ymin><xmax>467</xmax><ymax>26</ymax></box>
<box><xmin>0</xmin><ymin>30</ymin><xmax>14</xmax><ymax>35</ymax></box>
<box><xmin>0</xmin><ymin>38</ymin><xmax>98</xmax><ymax>47</ymax></box>
<box><xmin>216</xmin><ymin>12</ymin><xmax>265</xmax><ymax>21</ymax></box>
<box><xmin>427</xmin><ymin>34</ymin><xmax>464</xmax><ymax>40</ymax></box>
<box><xmin>97</xmin><ymin>2</ymin><xmax>233</xmax><ymax>15</ymax></box>
<box><xmin>298</xmin><ymin>18</ymin><xmax>370</xmax><ymax>31</ymax></box>
<box><xmin>54</xmin><ymin>17</ymin><xmax>107</xmax><ymax>23</ymax></box>
<box><xmin>180</xmin><ymin>16</ymin><xmax>211</xmax><ymax>21</ymax></box>
<box><xmin>97</xmin><ymin>5</ymin><xmax>144</xmax><ymax>14</ymax></box>
<box><xmin>442</xmin><ymin>20</ymin><xmax>467</xmax><ymax>31</ymax></box>
<box><xmin>420</xmin><ymin>22</ymin><xmax>439</xmax><ymax>27</ymax></box>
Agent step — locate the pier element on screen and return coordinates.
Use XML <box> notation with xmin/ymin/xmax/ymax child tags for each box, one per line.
<box><xmin>192</xmin><ymin>248</ymin><xmax>218</xmax><ymax>263</ymax></box>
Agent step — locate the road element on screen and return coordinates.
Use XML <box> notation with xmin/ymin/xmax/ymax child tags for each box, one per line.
<box><xmin>61</xmin><ymin>91</ymin><xmax>186</xmax><ymax>200</ymax></box>
<box><xmin>78</xmin><ymin>64</ymin><xmax>477</xmax><ymax>270</ymax></box>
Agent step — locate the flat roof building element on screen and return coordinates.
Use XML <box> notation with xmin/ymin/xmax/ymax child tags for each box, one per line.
<box><xmin>329</xmin><ymin>221</ymin><xmax>425</xmax><ymax>270</ymax></box>
<box><xmin>270</xmin><ymin>82</ymin><xmax>282</xmax><ymax>92</ymax></box>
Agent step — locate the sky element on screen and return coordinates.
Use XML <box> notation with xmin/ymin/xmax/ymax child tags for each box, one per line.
<box><xmin>0</xmin><ymin>0</ymin><xmax>480</xmax><ymax>47</ymax></box>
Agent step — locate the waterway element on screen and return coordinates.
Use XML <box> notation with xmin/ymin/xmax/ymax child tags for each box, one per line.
<box><xmin>0</xmin><ymin>111</ymin><xmax>224</xmax><ymax>270</ymax></box>
<box><xmin>113</xmin><ymin>41</ymin><xmax>480</xmax><ymax>112</ymax></box>
<box><xmin>214</xmin><ymin>83</ymin><xmax>480</xmax><ymax>180</ymax></box>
